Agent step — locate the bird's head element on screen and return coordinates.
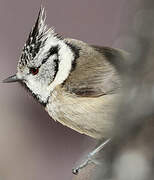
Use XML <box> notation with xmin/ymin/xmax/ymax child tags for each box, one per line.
<box><xmin>3</xmin><ymin>7</ymin><xmax>79</xmax><ymax>105</ymax></box>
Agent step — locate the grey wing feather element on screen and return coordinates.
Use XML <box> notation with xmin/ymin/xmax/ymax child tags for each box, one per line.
<box><xmin>92</xmin><ymin>45</ymin><xmax>129</xmax><ymax>71</ymax></box>
<box><xmin>64</xmin><ymin>40</ymin><xmax>128</xmax><ymax>97</ymax></box>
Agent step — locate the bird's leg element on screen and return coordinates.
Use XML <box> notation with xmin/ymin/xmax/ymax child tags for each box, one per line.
<box><xmin>72</xmin><ymin>138</ymin><xmax>111</xmax><ymax>175</ymax></box>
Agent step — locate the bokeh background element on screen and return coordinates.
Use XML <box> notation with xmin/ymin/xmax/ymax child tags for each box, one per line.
<box><xmin>0</xmin><ymin>0</ymin><xmax>129</xmax><ymax>180</ymax></box>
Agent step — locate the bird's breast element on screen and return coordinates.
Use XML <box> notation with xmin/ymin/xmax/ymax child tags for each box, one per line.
<box><xmin>45</xmin><ymin>86</ymin><xmax>118</xmax><ymax>139</ymax></box>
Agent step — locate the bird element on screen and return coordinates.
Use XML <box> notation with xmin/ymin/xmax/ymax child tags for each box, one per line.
<box><xmin>3</xmin><ymin>6</ymin><xmax>129</xmax><ymax>174</ymax></box>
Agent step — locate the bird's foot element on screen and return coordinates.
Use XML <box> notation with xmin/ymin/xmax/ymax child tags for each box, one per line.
<box><xmin>72</xmin><ymin>155</ymin><xmax>91</xmax><ymax>175</ymax></box>
<box><xmin>72</xmin><ymin>138</ymin><xmax>111</xmax><ymax>175</ymax></box>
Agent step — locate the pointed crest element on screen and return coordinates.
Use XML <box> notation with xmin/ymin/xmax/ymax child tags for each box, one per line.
<box><xmin>19</xmin><ymin>7</ymin><xmax>55</xmax><ymax>67</ymax></box>
<box><xmin>31</xmin><ymin>6</ymin><xmax>47</xmax><ymax>40</ymax></box>
<box><xmin>26</xmin><ymin>6</ymin><xmax>48</xmax><ymax>49</ymax></box>
<box><xmin>18</xmin><ymin>6</ymin><xmax>63</xmax><ymax>69</ymax></box>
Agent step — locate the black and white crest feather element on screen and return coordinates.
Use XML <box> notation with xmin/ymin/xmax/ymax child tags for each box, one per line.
<box><xmin>17</xmin><ymin>7</ymin><xmax>77</xmax><ymax>104</ymax></box>
<box><xmin>19</xmin><ymin>7</ymin><xmax>58</xmax><ymax>68</ymax></box>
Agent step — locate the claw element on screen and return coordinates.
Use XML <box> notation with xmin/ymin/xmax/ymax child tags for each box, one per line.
<box><xmin>72</xmin><ymin>138</ymin><xmax>111</xmax><ymax>175</ymax></box>
<box><xmin>72</xmin><ymin>157</ymin><xmax>91</xmax><ymax>175</ymax></box>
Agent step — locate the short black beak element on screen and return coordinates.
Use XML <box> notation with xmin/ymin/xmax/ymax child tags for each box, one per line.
<box><xmin>3</xmin><ymin>74</ymin><xmax>20</xmax><ymax>83</ymax></box>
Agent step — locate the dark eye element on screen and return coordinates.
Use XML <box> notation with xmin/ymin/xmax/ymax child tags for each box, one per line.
<box><xmin>30</xmin><ymin>67</ymin><xmax>39</xmax><ymax>75</ymax></box>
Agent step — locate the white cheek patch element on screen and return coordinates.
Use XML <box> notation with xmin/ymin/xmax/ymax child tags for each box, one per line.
<box><xmin>47</xmin><ymin>42</ymin><xmax>74</xmax><ymax>92</ymax></box>
<box><xmin>26</xmin><ymin>76</ymin><xmax>50</xmax><ymax>103</ymax></box>
<box><xmin>40</xmin><ymin>54</ymin><xmax>57</xmax><ymax>79</ymax></box>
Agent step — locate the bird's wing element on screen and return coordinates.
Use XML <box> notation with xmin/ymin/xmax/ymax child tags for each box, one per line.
<box><xmin>91</xmin><ymin>45</ymin><xmax>129</xmax><ymax>69</ymax></box>
<box><xmin>63</xmin><ymin>39</ymin><xmax>128</xmax><ymax>97</ymax></box>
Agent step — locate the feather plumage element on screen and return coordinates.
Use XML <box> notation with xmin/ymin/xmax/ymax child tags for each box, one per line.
<box><xmin>63</xmin><ymin>39</ymin><xmax>126</xmax><ymax>97</ymax></box>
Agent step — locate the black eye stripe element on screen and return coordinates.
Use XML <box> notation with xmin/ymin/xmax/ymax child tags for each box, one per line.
<box><xmin>53</xmin><ymin>58</ymin><xmax>59</xmax><ymax>79</ymax></box>
<box><xmin>49</xmin><ymin>45</ymin><xmax>59</xmax><ymax>55</ymax></box>
<box><xmin>42</xmin><ymin>45</ymin><xmax>59</xmax><ymax>65</ymax></box>
<box><xmin>42</xmin><ymin>58</ymin><xmax>48</xmax><ymax>64</ymax></box>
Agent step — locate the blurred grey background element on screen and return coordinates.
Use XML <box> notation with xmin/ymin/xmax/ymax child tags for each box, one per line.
<box><xmin>0</xmin><ymin>0</ymin><xmax>128</xmax><ymax>179</ymax></box>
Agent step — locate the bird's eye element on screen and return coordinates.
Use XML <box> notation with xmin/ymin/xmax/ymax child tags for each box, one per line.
<box><xmin>30</xmin><ymin>67</ymin><xmax>39</xmax><ymax>75</ymax></box>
